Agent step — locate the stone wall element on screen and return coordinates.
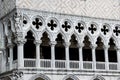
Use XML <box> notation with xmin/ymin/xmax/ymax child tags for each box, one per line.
<box><xmin>0</xmin><ymin>0</ymin><xmax>16</xmax><ymax>18</ymax></box>
<box><xmin>0</xmin><ymin>0</ymin><xmax>120</xmax><ymax>19</ymax></box>
<box><xmin>16</xmin><ymin>0</ymin><xmax>120</xmax><ymax>19</ymax></box>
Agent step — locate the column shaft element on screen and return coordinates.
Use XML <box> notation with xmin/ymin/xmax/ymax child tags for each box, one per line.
<box><xmin>36</xmin><ymin>44</ymin><xmax>40</xmax><ymax>68</ymax></box>
<box><xmin>117</xmin><ymin>49</ymin><xmax>120</xmax><ymax>70</ymax></box>
<box><xmin>35</xmin><ymin>40</ymin><xmax>41</xmax><ymax>68</ymax></box>
<box><xmin>51</xmin><ymin>44</ymin><xmax>55</xmax><ymax>68</ymax></box>
<box><xmin>17</xmin><ymin>43</ymin><xmax>24</xmax><ymax>68</ymax></box>
<box><xmin>104</xmin><ymin>46</ymin><xmax>109</xmax><ymax>71</ymax></box>
<box><xmin>9</xmin><ymin>46</ymin><xmax>13</xmax><ymax>70</ymax></box>
<box><xmin>65</xmin><ymin>42</ymin><xmax>70</xmax><ymax>69</ymax></box>
<box><xmin>79</xmin><ymin>47</ymin><xmax>83</xmax><ymax>70</ymax></box>
<box><xmin>92</xmin><ymin>48</ymin><xmax>96</xmax><ymax>70</ymax></box>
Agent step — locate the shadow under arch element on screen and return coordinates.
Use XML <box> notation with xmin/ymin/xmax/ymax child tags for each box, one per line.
<box><xmin>63</xmin><ymin>75</ymin><xmax>79</xmax><ymax>80</ymax></box>
<box><xmin>29</xmin><ymin>73</ymin><xmax>51</xmax><ymax>80</ymax></box>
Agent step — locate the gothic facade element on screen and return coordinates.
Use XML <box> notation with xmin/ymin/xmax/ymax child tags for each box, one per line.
<box><xmin>0</xmin><ymin>0</ymin><xmax>120</xmax><ymax>80</ymax></box>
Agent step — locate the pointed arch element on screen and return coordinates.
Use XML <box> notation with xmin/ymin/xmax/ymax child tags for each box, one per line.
<box><xmin>55</xmin><ymin>33</ymin><xmax>65</xmax><ymax>60</ymax></box>
<box><xmin>83</xmin><ymin>35</ymin><xmax>92</xmax><ymax>61</ymax></box>
<box><xmin>63</xmin><ymin>75</ymin><xmax>79</xmax><ymax>80</ymax></box>
<box><xmin>24</xmin><ymin>31</ymin><xmax>36</xmax><ymax>59</ymax></box>
<box><xmin>29</xmin><ymin>73</ymin><xmax>51</xmax><ymax>80</ymax></box>
<box><xmin>40</xmin><ymin>32</ymin><xmax>51</xmax><ymax>59</ymax></box>
<box><xmin>91</xmin><ymin>75</ymin><xmax>105</xmax><ymax>80</ymax></box>
<box><xmin>56</xmin><ymin>31</ymin><xmax>68</xmax><ymax>42</ymax></box>
<box><xmin>69</xmin><ymin>33</ymin><xmax>80</xmax><ymax>43</ymax></box>
<box><xmin>69</xmin><ymin>34</ymin><xmax>79</xmax><ymax>61</ymax></box>
<box><xmin>41</xmin><ymin>30</ymin><xmax>53</xmax><ymax>41</ymax></box>
<box><xmin>24</xmin><ymin>28</ymin><xmax>37</xmax><ymax>40</ymax></box>
<box><xmin>110</xmin><ymin>36</ymin><xmax>119</xmax><ymax>47</ymax></box>
<box><xmin>108</xmin><ymin>38</ymin><xmax>117</xmax><ymax>63</ymax></box>
<box><xmin>95</xmin><ymin>37</ymin><xmax>105</xmax><ymax>62</ymax></box>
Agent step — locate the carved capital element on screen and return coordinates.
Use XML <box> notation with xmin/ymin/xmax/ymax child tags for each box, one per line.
<box><xmin>34</xmin><ymin>40</ymin><xmax>42</xmax><ymax>45</ymax></box>
<box><xmin>77</xmin><ymin>43</ymin><xmax>84</xmax><ymax>48</ymax></box>
<box><xmin>12</xmin><ymin>70</ymin><xmax>23</xmax><ymax>80</ymax></box>
<box><xmin>90</xmin><ymin>44</ymin><xmax>97</xmax><ymax>49</ymax></box>
<box><xmin>103</xmin><ymin>45</ymin><xmax>110</xmax><ymax>49</ymax></box>
<box><xmin>64</xmin><ymin>42</ymin><xmax>70</xmax><ymax>47</ymax></box>
<box><xmin>49</xmin><ymin>41</ymin><xmax>56</xmax><ymax>46</ymax></box>
<box><xmin>16</xmin><ymin>39</ymin><xmax>26</xmax><ymax>45</ymax></box>
<box><xmin>7</xmin><ymin>43</ymin><xmax>14</xmax><ymax>48</ymax></box>
<box><xmin>15</xmin><ymin>32</ymin><xmax>23</xmax><ymax>38</ymax></box>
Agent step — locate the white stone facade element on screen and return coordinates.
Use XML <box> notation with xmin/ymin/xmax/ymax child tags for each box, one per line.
<box><xmin>0</xmin><ymin>0</ymin><xmax>120</xmax><ymax>19</ymax></box>
<box><xmin>1</xmin><ymin>0</ymin><xmax>120</xmax><ymax>80</ymax></box>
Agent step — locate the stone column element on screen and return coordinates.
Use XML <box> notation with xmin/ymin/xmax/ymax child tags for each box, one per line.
<box><xmin>17</xmin><ymin>39</ymin><xmax>26</xmax><ymax>69</ymax></box>
<box><xmin>91</xmin><ymin>44</ymin><xmax>97</xmax><ymax>70</ymax></box>
<box><xmin>78</xmin><ymin>43</ymin><xmax>84</xmax><ymax>70</ymax></box>
<box><xmin>104</xmin><ymin>45</ymin><xmax>109</xmax><ymax>71</ymax></box>
<box><xmin>1</xmin><ymin>50</ymin><xmax>6</xmax><ymax>72</ymax></box>
<box><xmin>7</xmin><ymin>43</ymin><xmax>14</xmax><ymax>70</ymax></box>
<box><xmin>64</xmin><ymin>42</ymin><xmax>70</xmax><ymax>69</ymax></box>
<box><xmin>50</xmin><ymin>41</ymin><xmax>56</xmax><ymax>69</ymax></box>
<box><xmin>0</xmin><ymin>51</ymin><xmax>2</xmax><ymax>73</ymax></box>
<box><xmin>116</xmin><ymin>47</ymin><xmax>120</xmax><ymax>70</ymax></box>
<box><xmin>34</xmin><ymin>40</ymin><xmax>41</xmax><ymax>68</ymax></box>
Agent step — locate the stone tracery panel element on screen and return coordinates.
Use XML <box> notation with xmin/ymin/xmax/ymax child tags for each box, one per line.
<box><xmin>2</xmin><ymin>10</ymin><xmax>120</xmax><ymax>51</ymax></box>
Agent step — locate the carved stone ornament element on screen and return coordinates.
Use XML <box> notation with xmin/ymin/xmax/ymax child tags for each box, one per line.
<box><xmin>14</xmin><ymin>13</ymin><xmax>22</xmax><ymax>32</ymax></box>
<box><xmin>11</xmin><ymin>70</ymin><xmax>24</xmax><ymax>80</ymax></box>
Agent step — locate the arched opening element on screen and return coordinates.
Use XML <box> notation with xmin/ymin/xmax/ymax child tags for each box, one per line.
<box><xmin>94</xmin><ymin>78</ymin><xmax>100</xmax><ymax>80</ymax></box>
<box><xmin>35</xmin><ymin>77</ymin><xmax>44</xmax><ymax>80</ymax></box>
<box><xmin>13</xmin><ymin>43</ymin><xmax>17</xmax><ymax>60</ymax></box>
<box><xmin>24</xmin><ymin>31</ymin><xmax>36</xmax><ymax>58</ymax></box>
<box><xmin>40</xmin><ymin>32</ymin><xmax>51</xmax><ymax>59</ymax></box>
<box><xmin>95</xmin><ymin>37</ymin><xmax>105</xmax><ymax>62</ymax></box>
<box><xmin>69</xmin><ymin>35</ymin><xmax>79</xmax><ymax>61</ymax></box>
<box><xmin>108</xmin><ymin>38</ymin><xmax>117</xmax><ymax>62</ymax></box>
<box><xmin>55</xmin><ymin>34</ymin><xmax>65</xmax><ymax>60</ymax></box>
<box><xmin>66</xmin><ymin>78</ymin><xmax>74</xmax><ymax>80</ymax></box>
<box><xmin>83</xmin><ymin>36</ymin><xmax>92</xmax><ymax>61</ymax></box>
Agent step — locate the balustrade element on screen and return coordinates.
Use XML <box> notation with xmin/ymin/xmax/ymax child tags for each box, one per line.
<box><xmin>69</xmin><ymin>61</ymin><xmax>79</xmax><ymax>69</ymax></box>
<box><xmin>96</xmin><ymin>62</ymin><xmax>105</xmax><ymax>70</ymax></box>
<box><xmin>109</xmin><ymin>62</ymin><xmax>118</xmax><ymax>70</ymax></box>
<box><xmin>55</xmin><ymin>60</ymin><xmax>66</xmax><ymax>68</ymax></box>
<box><xmin>40</xmin><ymin>59</ymin><xmax>51</xmax><ymax>68</ymax></box>
<box><xmin>5</xmin><ymin>59</ymin><xmax>119</xmax><ymax>71</ymax></box>
<box><xmin>24</xmin><ymin>59</ymin><xmax>36</xmax><ymax>67</ymax></box>
<box><xmin>83</xmin><ymin>61</ymin><xmax>93</xmax><ymax>69</ymax></box>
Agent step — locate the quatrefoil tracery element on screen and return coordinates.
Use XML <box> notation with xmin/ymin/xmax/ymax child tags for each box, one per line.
<box><xmin>47</xmin><ymin>20</ymin><xmax>57</xmax><ymax>30</ymax></box>
<box><xmin>88</xmin><ymin>24</ymin><xmax>97</xmax><ymax>34</ymax></box>
<box><xmin>62</xmin><ymin>21</ymin><xmax>71</xmax><ymax>32</ymax></box>
<box><xmin>32</xmin><ymin>18</ymin><xmax>43</xmax><ymax>29</ymax></box>
<box><xmin>75</xmin><ymin>23</ymin><xmax>84</xmax><ymax>33</ymax></box>
<box><xmin>101</xmin><ymin>25</ymin><xmax>109</xmax><ymax>35</ymax></box>
<box><xmin>28</xmin><ymin>17</ymin><xmax>120</xmax><ymax>37</ymax></box>
<box><xmin>113</xmin><ymin>26</ymin><xmax>120</xmax><ymax>36</ymax></box>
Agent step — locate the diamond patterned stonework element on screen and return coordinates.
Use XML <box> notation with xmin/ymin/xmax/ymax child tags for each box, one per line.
<box><xmin>0</xmin><ymin>0</ymin><xmax>120</xmax><ymax>19</ymax></box>
<box><xmin>1</xmin><ymin>0</ymin><xmax>120</xmax><ymax>80</ymax></box>
<box><xmin>15</xmin><ymin>0</ymin><xmax>120</xmax><ymax>20</ymax></box>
